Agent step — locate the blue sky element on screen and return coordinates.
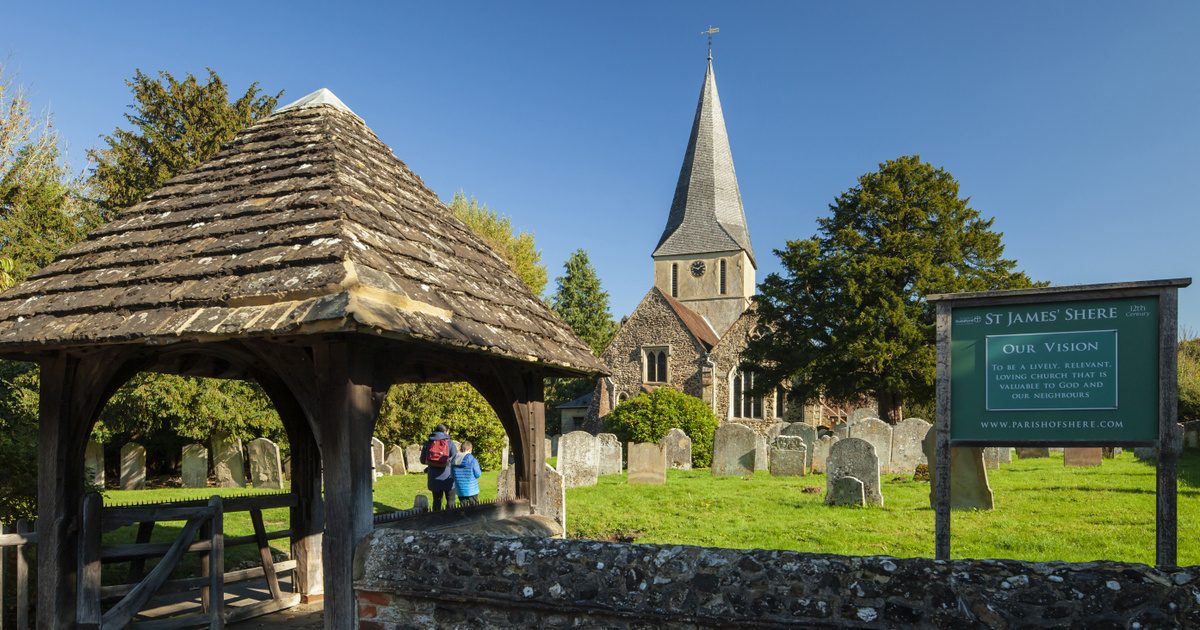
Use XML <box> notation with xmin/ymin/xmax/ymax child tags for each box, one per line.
<box><xmin>5</xmin><ymin>2</ymin><xmax>1199</xmax><ymax>332</ymax></box>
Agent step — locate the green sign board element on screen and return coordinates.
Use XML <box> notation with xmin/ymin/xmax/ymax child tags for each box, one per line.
<box><xmin>951</xmin><ymin>297</ymin><xmax>1158</xmax><ymax>443</ymax></box>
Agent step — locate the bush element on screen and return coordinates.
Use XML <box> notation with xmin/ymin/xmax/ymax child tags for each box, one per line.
<box><xmin>1181</xmin><ymin>338</ymin><xmax>1200</xmax><ymax>422</ymax></box>
<box><xmin>604</xmin><ymin>387</ymin><xmax>719</xmax><ymax>468</ymax></box>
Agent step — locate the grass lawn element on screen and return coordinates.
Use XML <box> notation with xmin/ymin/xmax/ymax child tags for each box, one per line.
<box><xmin>101</xmin><ymin>450</ymin><xmax>1200</xmax><ymax>576</ymax></box>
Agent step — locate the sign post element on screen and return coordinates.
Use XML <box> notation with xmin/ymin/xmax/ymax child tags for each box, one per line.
<box><xmin>928</xmin><ymin>278</ymin><xmax>1190</xmax><ymax>567</ymax></box>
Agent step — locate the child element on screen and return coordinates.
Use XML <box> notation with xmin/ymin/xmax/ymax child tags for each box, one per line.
<box><xmin>452</xmin><ymin>440</ymin><xmax>482</xmax><ymax>507</ymax></box>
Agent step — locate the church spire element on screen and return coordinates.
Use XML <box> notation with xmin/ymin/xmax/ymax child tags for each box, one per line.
<box><xmin>652</xmin><ymin>51</ymin><xmax>755</xmax><ymax>268</ymax></box>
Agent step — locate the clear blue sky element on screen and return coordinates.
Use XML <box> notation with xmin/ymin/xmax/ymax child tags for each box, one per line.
<box><xmin>6</xmin><ymin>2</ymin><xmax>1199</xmax><ymax>332</ymax></box>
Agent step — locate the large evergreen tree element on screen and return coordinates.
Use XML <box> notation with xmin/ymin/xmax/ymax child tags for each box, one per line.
<box><xmin>744</xmin><ymin>155</ymin><xmax>1037</xmax><ymax>423</ymax></box>
<box><xmin>545</xmin><ymin>249</ymin><xmax>617</xmax><ymax>431</ymax></box>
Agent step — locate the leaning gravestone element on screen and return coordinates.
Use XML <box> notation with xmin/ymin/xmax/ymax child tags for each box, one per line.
<box><xmin>597</xmin><ymin>433</ymin><xmax>623</xmax><ymax>475</ymax></box>
<box><xmin>1016</xmin><ymin>447</ymin><xmax>1049</xmax><ymax>459</ymax></box>
<box><xmin>120</xmin><ymin>442</ymin><xmax>146</xmax><ymax>491</ymax></box>
<box><xmin>753</xmin><ymin>433</ymin><xmax>770</xmax><ymax>472</ymax></box>
<box><xmin>212</xmin><ymin>432</ymin><xmax>246</xmax><ymax>488</ymax></box>
<box><xmin>780</xmin><ymin>423</ymin><xmax>817</xmax><ymax>470</ymax></box>
<box><xmin>1064</xmin><ymin>447</ymin><xmax>1103</xmax><ymax>467</ymax></box>
<box><xmin>829</xmin><ymin>476</ymin><xmax>866</xmax><ymax>507</ymax></box>
<box><xmin>890</xmin><ymin>418</ymin><xmax>931</xmax><ymax>474</ymax></box>
<box><xmin>558</xmin><ymin>431</ymin><xmax>599</xmax><ymax>488</ymax></box>
<box><xmin>847</xmin><ymin>407</ymin><xmax>878</xmax><ymax>425</ymax></box>
<box><xmin>712</xmin><ymin>423</ymin><xmax>756</xmax><ymax>476</ymax></box>
<box><xmin>659</xmin><ymin>428</ymin><xmax>693</xmax><ymax>470</ymax></box>
<box><xmin>248</xmin><ymin>438</ymin><xmax>283</xmax><ymax>489</ymax></box>
<box><xmin>922</xmin><ymin>427</ymin><xmax>993</xmax><ymax>510</ymax></box>
<box><xmin>627</xmin><ymin>442</ymin><xmax>667</xmax><ymax>484</ymax></box>
<box><xmin>385</xmin><ymin>445</ymin><xmax>407</xmax><ymax>475</ymax></box>
<box><xmin>85</xmin><ymin>440</ymin><xmax>105</xmax><ymax>488</ymax></box>
<box><xmin>853</xmin><ymin>418</ymin><xmax>893</xmax><ymax>473</ymax></box>
<box><xmin>811</xmin><ymin>435</ymin><xmax>840</xmax><ymax>473</ymax></box>
<box><xmin>983</xmin><ymin>447</ymin><xmax>1001</xmax><ymax>470</ymax></box>
<box><xmin>181</xmin><ymin>443</ymin><xmax>208</xmax><ymax>488</ymax></box>
<box><xmin>825</xmin><ymin>438</ymin><xmax>883</xmax><ymax>507</ymax></box>
<box><xmin>769</xmin><ymin>436</ymin><xmax>807</xmax><ymax>477</ymax></box>
<box><xmin>406</xmin><ymin>444</ymin><xmax>426</xmax><ymax>473</ymax></box>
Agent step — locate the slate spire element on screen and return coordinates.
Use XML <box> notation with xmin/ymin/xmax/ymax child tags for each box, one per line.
<box><xmin>653</xmin><ymin>53</ymin><xmax>755</xmax><ymax>267</ymax></box>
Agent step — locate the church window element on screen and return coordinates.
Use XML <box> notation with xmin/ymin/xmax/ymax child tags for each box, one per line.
<box><xmin>671</xmin><ymin>264</ymin><xmax>679</xmax><ymax>297</ymax></box>
<box><xmin>617</xmin><ymin>392</ymin><xmax>629</xmax><ymax>404</ymax></box>
<box><xmin>719</xmin><ymin>259</ymin><xmax>727</xmax><ymax>294</ymax></box>
<box><xmin>775</xmin><ymin>386</ymin><xmax>786</xmax><ymax>418</ymax></box>
<box><xmin>643</xmin><ymin>347</ymin><xmax>668</xmax><ymax>383</ymax></box>
<box><xmin>657</xmin><ymin>351</ymin><xmax>668</xmax><ymax>382</ymax></box>
<box><xmin>733</xmin><ymin>370</ymin><xmax>763</xmax><ymax>418</ymax></box>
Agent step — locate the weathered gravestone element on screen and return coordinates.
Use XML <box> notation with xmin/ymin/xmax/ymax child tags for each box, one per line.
<box><xmin>712</xmin><ymin>423</ymin><xmax>756</xmax><ymax>476</ymax></box>
<box><xmin>780</xmin><ymin>423</ymin><xmax>817</xmax><ymax>470</ymax></box>
<box><xmin>997</xmin><ymin>447</ymin><xmax>1013</xmax><ymax>465</ymax></box>
<box><xmin>544</xmin><ymin>437</ymin><xmax>552</xmax><ymax>460</ymax></box>
<box><xmin>536</xmin><ymin>463</ymin><xmax>567</xmax><ymax>536</ymax></box>
<box><xmin>181</xmin><ymin>443</ymin><xmax>208</xmax><ymax>488</ymax></box>
<box><xmin>890</xmin><ymin>418</ymin><xmax>931</xmax><ymax>474</ymax></box>
<box><xmin>558</xmin><ymin>430</ymin><xmax>599</xmax><ymax>488</ymax></box>
<box><xmin>406</xmin><ymin>444</ymin><xmax>426</xmax><ymax>473</ymax></box>
<box><xmin>248</xmin><ymin>438</ymin><xmax>283</xmax><ymax>489</ymax></box>
<box><xmin>1133</xmin><ymin>447</ymin><xmax>1157</xmax><ymax>462</ymax></box>
<box><xmin>384</xmin><ymin>445</ymin><xmax>406</xmax><ymax>475</ymax></box>
<box><xmin>847</xmin><ymin>407</ymin><xmax>878</xmax><ymax>425</ymax></box>
<box><xmin>811</xmin><ymin>435</ymin><xmax>840</xmax><ymax>473</ymax></box>
<box><xmin>1184</xmin><ymin>421</ymin><xmax>1200</xmax><ymax>450</ymax></box>
<box><xmin>497</xmin><ymin>466</ymin><xmax>516</xmax><ymax>500</ymax></box>
<box><xmin>922</xmin><ymin>427</ymin><xmax>992</xmax><ymax>510</ymax></box>
<box><xmin>659</xmin><ymin>428</ymin><xmax>692</xmax><ymax>470</ymax></box>
<box><xmin>825</xmin><ymin>438</ymin><xmax>883</xmax><ymax>507</ymax></box>
<box><xmin>754</xmin><ymin>433</ymin><xmax>770</xmax><ymax>472</ymax></box>
<box><xmin>212</xmin><ymin>432</ymin><xmax>246</xmax><ymax>488</ymax></box>
<box><xmin>371</xmin><ymin>438</ymin><xmax>385</xmax><ymax>473</ymax></box>
<box><xmin>551</xmin><ymin>434</ymin><xmax>560</xmax><ymax>458</ymax></box>
<box><xmin>1063</xmin><ymin>447</ymin><xmax>1103</xmax><ymax>467</ymax></box>
<box><xmin>501</xmin><ymin>435</ymin><xmax>510</xmax><ymax>471</ymax></box>
<box><xmin>120</xmin><ymin>442</ymin><xmax>146</xmax><ymax>490</ymax></box>
<box><xmin>84</xmin><ymin>439</ymin><xmax>105</xmax><ymax>488</ymax></box>
<box><xmin>852</xmin><ymin>418</ymin><xmax>893</xmax><ymax>473</ymax></box>
<box><xmin>767</xmin><ymin>422</ymin><xmax>787</xmax><ymax>441</ymax></box>
<box><xmin>832</xmin><ymin>422</ymin><xmax>850</xmax><ymax>440</ymax></box>
<box><xmin>597</xmin><ymin>433</ymin><xmax>623</xmax><ymax>475</ymax></box>
<box><xmin>413</xmin><ymin>494</ymin><xmax>429</xmax><ymax>511</ymax></box>
<box><xmin>829</xmin><ymin>476</ymin><xmax>866</xmax><ymax>507</ymax></box>
<box><xmin>769</xmin><ymin>436</ymin><xmax>807</xmax><ymax>477</ymax></box>
<box><xmin>1016</xmin><ymin>447</ymin><xmax>1050</xmax><ymax>459</ymax></box>
<box><xmin>983</xmin><ymin>447</ymin><xmax>1001</xmax><ymax>470</ymax></box>
<box><xmin>627</xmin><ymin>442</ymin><xmax>667</xmax><ymax>484</ymax></box>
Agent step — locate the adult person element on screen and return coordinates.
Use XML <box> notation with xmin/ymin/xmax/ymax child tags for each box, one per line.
<box><xmin>419</xmin><ymin>424</ymin><xmax>458</xmax><ymax>510</ymax></box>
<box><xmin>452</xmin><ymin>440</ymin><xmax>482</xmax><ymax>507</ymax></box>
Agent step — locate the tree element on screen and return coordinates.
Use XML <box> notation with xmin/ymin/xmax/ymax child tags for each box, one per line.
<box><xmin>545</xmin><ymin>249</ymin><xmax>617</xmax><ymax>432</ymax></box>
<box><xmin>89</xmin><ymin>69</ymin><xmax>280</xmax><ymax>213</ymax></box>
<box><xmin>448</xmin><ymin>192</ymin><xmax>548</xmax><ymax>297</ymax></box>
<box><xmin>1180</xmin><ymin>336</ymin><xmax>1200</xmax><ymax>422</ymax></box>
<box><xmin>604</xmin><ymin>388</ymin><xmax>718</xmax><ymax>467</ymax></box>
<box><xmin>744</xmin><ymin>155</ymin><xmax>1038</xmax><ymax>423</ymax></box>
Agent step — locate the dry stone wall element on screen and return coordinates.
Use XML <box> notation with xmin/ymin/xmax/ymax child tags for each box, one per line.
<box><xmin>355</xmin><ymin>529</ymin><xmax>1200</xmax><ymax>629</ymax></box>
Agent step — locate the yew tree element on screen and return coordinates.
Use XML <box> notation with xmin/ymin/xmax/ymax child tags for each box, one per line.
<box><xmin>744</xmin><ymin>155</ymin><xmax>1038</xmax><ymax>423</ymax></box>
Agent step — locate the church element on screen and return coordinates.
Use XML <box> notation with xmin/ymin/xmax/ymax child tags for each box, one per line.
<box><xmin>587</xmin><ymin>51</ymin><xmax>794</xmax><ymax>432</ymax></box>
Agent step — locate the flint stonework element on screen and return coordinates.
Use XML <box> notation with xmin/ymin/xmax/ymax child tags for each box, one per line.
<box><xmin>712</xmin><ymin>423</ymin><xmax>756</xmax><ymax>476</ymax></box>
<box><xmin>181</xmin><ymin>443</ymin><xmax>208</xmax><ymax>488</ymax></box>
<box><xmin>825</xmin><ymin>438</ymin><xmax>882</xmax><ymax>507</ymax></box>
<box><xmin>627</xmin><ymin>442</ymin><xmax>667</xmax><ymax>484</ymax></box>
<box><xmin>120</xmin><ymin>442</ymin><xmax>146</xmax><ymax>491</ymax></box>
<box><xmin>890</xmin><ymin>418</ymin><xmax>931</xmax><ymax>474</ymax></box>
<box><xmin>659</xmin><ymin>428</ymin><xmax>693</xmax><ymax>470</ymax></box>
<box><xmin>597</xmin><ymin>433</ymin><xmax>623</xmax><ymax>475</ymax></box>
<box><xmin>558</xmin><ymin>430</ymin><xmax>600</xmax><ymax>488</ymax></box>
<box><xmin>212</xmin><ymin>432</ymin><xmax>246</xmax><ymax>488</ymax></box>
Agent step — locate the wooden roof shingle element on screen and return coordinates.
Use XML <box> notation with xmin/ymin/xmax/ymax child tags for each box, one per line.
<box><xmin>0</xmin><ymin>90</ymin><xmax>605</xmax><ymax>375</ymax></box>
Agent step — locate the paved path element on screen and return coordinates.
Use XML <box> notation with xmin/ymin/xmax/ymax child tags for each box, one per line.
<box><xmin>227</xmin><ymin>602</ymin><xmax>323</xmax><ymax>628</ymax></box>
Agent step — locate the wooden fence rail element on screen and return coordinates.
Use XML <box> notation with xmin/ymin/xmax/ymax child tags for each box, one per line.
<box><xmin>0</xmin><ymin>519</ymin><xmax>34</xmax><ymax>630</ymax></box>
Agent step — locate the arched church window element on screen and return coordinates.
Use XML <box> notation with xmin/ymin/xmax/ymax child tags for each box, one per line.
<box><xmin>733</xmin><ymin>370</ymin><xmax>763</xmax><ymax>418</ymax></box>
<box><xmin>775</xmin><ymin>386</ymin><xmax>786</xmax><ymax>419</ymax></box>
<box><xmin>671</xmin><ymin>264</ymin><xmax>679</xmax><ymax>297</ymax></box>
<box><xmin>617</xmin><ymin>392</ymin><xmax>629</xmax><ymax>404</ymax></box>
<box><xmin>643</xmin><ymin>347</ymin><xmax>668</xmax><ymax>383</ymax></box>
<box><xmin>657</xmin><ymin>351</ymin><xmax>668</xmax><ymax>383</ymax></box>
<box><xmin>719</xmin><ymin>259</ymin><xmax>727</xmax><ymax>295</ymax></box>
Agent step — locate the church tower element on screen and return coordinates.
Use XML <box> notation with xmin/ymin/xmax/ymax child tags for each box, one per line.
<box><xmin>652</xmin><ymin>51</ymin><xmax>755</xmax><ymax>336</ymax></box>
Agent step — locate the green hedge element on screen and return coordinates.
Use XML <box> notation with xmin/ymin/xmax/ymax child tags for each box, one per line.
<box><xmin>604</xmin><ymin>388</ymin><xmax>718</xmax><ymax>467</ymax></box>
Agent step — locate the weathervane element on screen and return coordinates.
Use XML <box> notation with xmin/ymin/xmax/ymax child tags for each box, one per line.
<box><xmin>701</xmin><ymin>25</ymin><xmax>719</xmax><ymax>57</ymax></box>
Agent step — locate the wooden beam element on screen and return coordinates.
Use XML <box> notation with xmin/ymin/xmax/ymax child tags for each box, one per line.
<box><xmin>1157</xmin><ymin>288</ymin><xmax>1180</xmax><ymax>569</ymax></box>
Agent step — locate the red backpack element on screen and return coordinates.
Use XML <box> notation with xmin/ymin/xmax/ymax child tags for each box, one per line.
<box><xmin>426</xmin><ymin>438</ymin><xmax>450</xmax><ymax>467</ymax></box>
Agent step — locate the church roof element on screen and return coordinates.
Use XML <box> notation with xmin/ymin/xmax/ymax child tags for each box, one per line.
<box><xmin>661</xmin><ymin>290</ymin><xmax>720</xmax><ymax>351</ymax></box>
<box><xmin>653</xmin><ymin>53</ymin><xmax>755</xmax><ymax>267</ymax></box>
<box><xmin>0</xmin><ymin>89</ymin><xmax>605</xmax><ymax>376</ymax></box>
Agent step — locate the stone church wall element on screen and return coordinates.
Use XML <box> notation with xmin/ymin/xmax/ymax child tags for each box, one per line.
<box><xmin>708</xmin><ymin>308</ymin><xmax>786</xmax><ymax>424</ymax></box>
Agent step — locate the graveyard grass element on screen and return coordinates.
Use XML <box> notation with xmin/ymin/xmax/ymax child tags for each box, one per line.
<box><xmin>103</xmin><ymin>451</ymin><xmax>1200</xmax><ymax>573</ymax></box>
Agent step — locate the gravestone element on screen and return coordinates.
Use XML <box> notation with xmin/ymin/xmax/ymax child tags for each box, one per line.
<box><xmin>780</xmin><ymin>423</ymin><xmax>817</xmax><ymax>470</ymax></box>
<box><xmin>551</xmin><ymin>434</ymin><xmax>560</xmax><ymax>458</ymax></box>
<box><xmin>811</xmin><ymin>435</ymin><xmax>840</xmax><ymax>473</ymax></box>
<box><xmin>1063</xmin><ymin>447</ymin><xmax>1103</xmax><ymax>467</ymax></box>
<box><xmin>828</xmin><ymin>476</ymin><xmax>866</xmax><ymax>507</ymax></box>
<box><xmin>536</xmin><ymin>463</ymin><xmax>567</xmax><ymax>536</ymax></box>
<box><xmin>766</xmin><ymin>422</ymin><xmax>787</xmax><ymax>441</ymax></box>
<box><xmin>544</xmin><ymin>437</ymin><xmax>552</xmax><ymax>460</ymax></box>
<box><xmin>627</xmin><ymin>442</ymin><xmax>667</xmax><ymax>484</ymax></box>
<box><xmin>597</xmin><ymin>433</ymin><xmax>623</xmax><ymax>475</ymax></box>
<box><xmin>847</xmin><ymin>407</ymin><xmax>878</xmax><ymax>425</ymax></box>
<box><xmin>1184</xmin><ymin>421</ymin><xmax>1200</xmax><ymax>450</ymax></box>
<box><xmin>84</xmin><ymin>440</ymin><xmax>105</xmax><ymax>488</ymax></box>
<box><xmin>1134</xmin><ymin>447</ymin><xmax>1157</xmax><ymax>462</ymax></box>
<box><xmin>922</xmin><ymin>427</ymin><xmax>992</xmax><ymax>510</ymax></box>
<box><xmin>825</xmin><ymin>438</ymin><xmax>882</xmax><ymax>507</ymax></box>
<box><xmin>712</xmin><ymin>423</ymin><xmax>756</xmax><ymax>476</ymax></box>
<box><xmin>659</xmin><ymin>428</ymin><xmax>692</xmax><ymax>470</ymax></box>
<box><xmin>120</xmin><ymin>442</ymin><xmax>146</xmax><ymax>491</ymax></box>
<box><xmin>181</xmin><ymin>443</ymin><xmax>208</xmax><ymax>488</ymax></box>
<box><xmin>248</xmin><ymin>438</ymin><xmax>283</xmax><ymax>489</ymax></box>
<box><xmin>501</xmin><ymin>435</ymin><xmax>510</xmax><ymax>471</ymax></box>
<box><xmin>211</xmin><ymin>432</ymin><xmax>245</xmax><ymax>488</ymax></box>
<box><xmin>753</xmin><ymin>433</ymin><xmax>770</xmax><ymax>472</ymax></box>
<box><xmin>983</xmin><ymin>447</ymin><xmax>1001</xmax><ymax>470</ymax></box>
<box><xmin>558</xmin><ymin>430</ymin><xmax>599</xmax><ymax>488</ymax></box>
<box><xmin>406</xmin><ymin>444</ymin><xmax>426</xmax><ymax>473</ymax></box>
<box><xmin>853</xmin><ymin>418</ymin><xmax>893</xmax><ymax>472</ymax></box>
<box><xmin>497</xmin><ymin>466</ymin><xmax>516</xmax><ymax>499</ymax></box>
<box><xmin>769</xmin><ymin>436</ymin><xmax>806</xmax><ymax>477</ymax></box>
<box><xmin>413</xmin><ymin>494</ymin><xmax>429</xmax><ymax>511</ymax></box>
<box><xmin>832</xmin><ymin>423</ymin><xmax>850</xmax><ymax>440</ymax></box>
<box><xmin>890</xmin><ymin>418</ymin><xmax>931</xmax><ymax>474</ymax></box>
<box><xmin>997</xmin><ymin>447</ymin><xmax>1013</xmax><ymax>465</ymax></box>
<box><xmin>371</xmin><ymin>438</ymin><xmax>385</xmax><ymax>473</ymax></box>
<box><xmin>1016</xmin><ymin>447</ymin><xmax>1049</xmax><ymax>459</ymax></box>
<box><xmin>385</xmin><ymin>445</ymin><xmax>407</xmax><ymax>475</ymax></box>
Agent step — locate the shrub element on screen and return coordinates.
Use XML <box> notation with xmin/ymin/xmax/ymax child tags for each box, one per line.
<box><xmin>604</xmin><ymin>387</ymin><xmax>718</xmax><ymax>468</ymax></box>
<box><xmin>1181</xmin><ymin>337</ymin><xmax>1200</xmax><ymax>422</ymax></box>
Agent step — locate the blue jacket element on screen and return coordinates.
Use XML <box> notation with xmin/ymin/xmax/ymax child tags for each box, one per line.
<box><xmin>452</xmin><ymin>452</ymin><xmax>482</xmax><ymax>497</ymax></box>
<box><xmin>420</xmin><ymin>432</ymin><xmax>458</xmax><ymax>490</ymax></box>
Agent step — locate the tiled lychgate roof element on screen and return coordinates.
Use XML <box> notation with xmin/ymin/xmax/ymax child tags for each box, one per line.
<box><xmin>652</xmin><ymin>54</ymin><xmax>755</xmax><ymax>267</ymax></box>
<box><xmin>0</xmin><ymin>89</ymin><xmax>604</xmax><ymax>376</ymax></box>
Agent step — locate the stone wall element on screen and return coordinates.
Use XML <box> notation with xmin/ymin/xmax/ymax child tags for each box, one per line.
<box><xmin>597</xmin><ymin>289</ymin><xmax>708</xmax><ymax>406</ymax></box>
<box><xmin>355</xmin><ymin>529</ymin><xmax>1200</xmax><ymax>629</ymax></box>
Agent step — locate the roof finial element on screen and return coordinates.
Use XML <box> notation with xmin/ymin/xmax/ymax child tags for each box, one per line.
<box><xmin>701</xmin><ymin>25</ymin><xmax>719</xmax><ymax>60</ymax></box>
